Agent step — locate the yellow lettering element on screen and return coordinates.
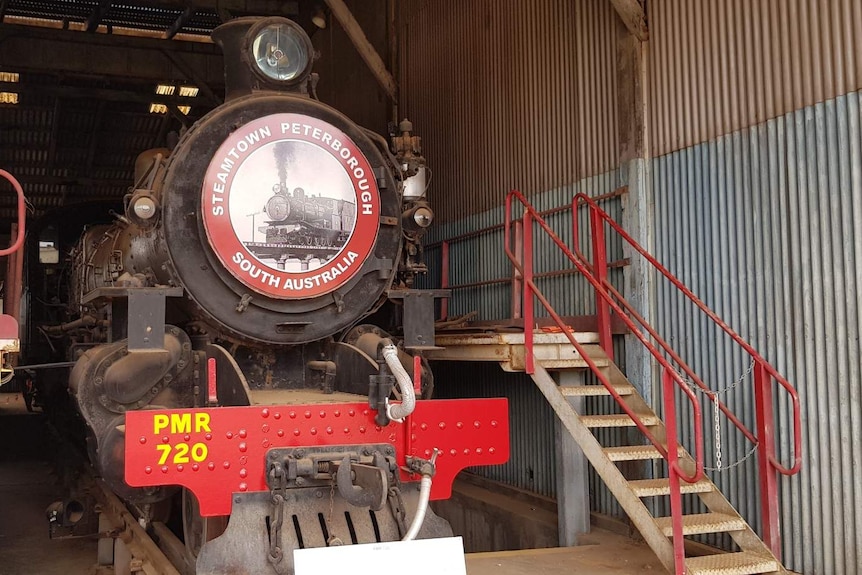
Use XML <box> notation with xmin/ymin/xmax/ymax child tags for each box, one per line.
<box><xmin>195</xmin><ymin>413</ymin><xmax>211</xmax><ymax>433</ymax></box>
<box><xmin>153</xmin><ymin>414</ymin><xmax>169</xmax><ymax>434</ymax></box>
<box><xmin>156</xmin><ymin>444</ymin><xmax>171</xmax><ymax>465</ymax></box>
<box><xmin>174</xmin><ymin>443</ymin><xmax>190</xmax><ymax>464</ymax></box>
<box><xmin>170</xmin><ymin>413</ymin><xmax>192</xmax><ymax>434</ymax></box>
<box><xmin>191</xmin><ymin>443</ymin><xmax>208</xmax><ymax>462</ymax></box>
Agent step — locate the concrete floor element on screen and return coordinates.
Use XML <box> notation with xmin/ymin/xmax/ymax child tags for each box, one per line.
<box><xmin>466</xmin><ymin>531</ymin><xmax>665</xmax><ymax>574</ymax></box>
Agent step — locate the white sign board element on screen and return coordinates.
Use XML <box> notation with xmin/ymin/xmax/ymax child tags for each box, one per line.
<box><xmin>294</xmin><ymin>537</ymin><xmax>467</xmax><ymax>575</ymax></box>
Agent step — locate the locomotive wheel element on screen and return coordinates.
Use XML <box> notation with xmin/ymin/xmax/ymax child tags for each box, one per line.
<box><xmin>182</xmin><ymin>489</ymin><xmax>229</xmax><ymax>558</ymax></box>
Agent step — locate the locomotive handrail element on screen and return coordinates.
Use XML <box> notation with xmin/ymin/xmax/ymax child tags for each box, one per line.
<box><xmin>0</xmin><ymin>170</ymin><xmax>26</xmax><ymax>257</ymax></box>
<box><xmin>572</xmin><ymin>192</ymin><xmax>802</xmax><ymax>476</ymax></box>
<box><xmin>504</xmin><ymin>189</ymin><xmax>705</xmax><ymax>485</ymax></box>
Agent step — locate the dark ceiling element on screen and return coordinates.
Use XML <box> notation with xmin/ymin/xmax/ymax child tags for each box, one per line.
<box><xmin>0</xmin><ymin>0</ymin><xmax>328</xmax><ymax>228</ymax></box>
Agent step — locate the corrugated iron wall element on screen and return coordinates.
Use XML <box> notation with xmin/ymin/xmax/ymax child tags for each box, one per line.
<box><xmin>398</xmin><ymin>0</ymin><xmax>619</xmax><ymax>223</ymax></box>
<box><xmin>652</xmin><ymin>89</ymin><xmax>862</xmax><ymax>575</ymax></box>
<box><xmin>648</xmin><ymin>0</ymin><xmax>862</xmax><ymax>156</ymax></box>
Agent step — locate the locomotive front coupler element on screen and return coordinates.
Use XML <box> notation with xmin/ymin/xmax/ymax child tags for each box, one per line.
<box><xmin>264</xmin><ymin>444</ymin><xmax>397</xmax><ymax>511</ymax></box>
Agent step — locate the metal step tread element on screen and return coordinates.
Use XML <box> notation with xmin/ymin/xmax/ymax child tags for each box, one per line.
<box><xmin>655</xmin><ymin>512</ymin><xmax>746</xmax><ymax>536</ymax></box>
<box><xmin>629</xmin><ymin>477</ymin><xmax>715</xmax><ymax>497</ymax></box>
<box><xmin>603</xmin><ymin>445</ymin><xmax>685</xmax><ymax>461</ymax></box>
<box><xmin>685</xmin><ymin>552</ymin><xmax>780</xmax><ymax>575</ymax></box>
<box><xmin>581</xmin><ymin>413</ymin><xmax>659</xmax><ymax>428</ymax></box>
<box><xmin>560</xmin><ymin>384</ymin><xmax>635</xmax><ymax>397</ymax></box>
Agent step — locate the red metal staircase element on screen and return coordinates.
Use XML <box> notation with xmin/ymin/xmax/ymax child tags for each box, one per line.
<box><xmin>500</xmin><ymin>189</ymin><xmax>802</xmax><ymax>575</ymax></box>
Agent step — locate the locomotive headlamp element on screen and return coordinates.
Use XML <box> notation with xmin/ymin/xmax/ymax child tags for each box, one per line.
<box><xmin>248</xmin><ymin>19</ymin><xmax>313</xmax><ymax>84</ymax></box>
<box><xmin>412</xmin><ymin>206</ymin><xmax>433</xmax><ymax>228</ymax></box>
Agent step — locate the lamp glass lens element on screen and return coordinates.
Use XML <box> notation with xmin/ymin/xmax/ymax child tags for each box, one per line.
<box><xmin>252</xmin><ymin>24</ymin><xmax>308</xmax><ymax>82</ymax></box>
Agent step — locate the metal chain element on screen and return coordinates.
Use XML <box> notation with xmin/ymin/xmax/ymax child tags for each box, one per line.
<box><xmin>671</xmin><ymin>357</ymin><xmax>757</xmax><ymax>472</ymax></box>
<box><xmin>326</xmin><ymin>473</ymin><xmax>342</xmax><ymax>546</ymax></box>
<box><xmin>266</xmin><ymin>464</ymin><xmax>287</xmax><ymax>574</ymax></box>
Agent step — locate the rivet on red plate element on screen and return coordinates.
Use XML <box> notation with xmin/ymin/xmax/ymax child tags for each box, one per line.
<box><xmin>474</xmin><ymin>421</ymin><xmax>481</xmax><ymax>428</ymax></box>
<box><xmin>348</xmin><ymin>410</ymin><xmax>355</xmax><ymax>417</ymax></box>
<box><xmin>489</xmin><ymin>447</ymin><xmax>496</xmax><ymax>454</ymax></box>
<box><xmin>238</xmin><ymin>442</ymin><xmax>247</xmax><ymax>452</ymax></box>
<box><xmin>319</xmin><ymin>410</ymin><xmax>326</xmax><ymax>419</ymax></box>
<box><xmin>145</xmin><ymin>466</ymin><xmax>152</xmax><ymax>474</ymax></box>
<box><xmin>326</xmin><ymin>427</ymin><xmax>333</xmax><ymax>435</ymax></box>
<box><xmin>239</xmin><ymin>483</ymin><xmax>248</xmax><ymax>492</ymax></box>
<box><xmin>463</xmin><ymin>449</ymin><xmax>470</xmax><ymax>455</ymax></box>
<box><xmin>261</xmin><ymin>439</ymin><xmax>270</xmax><ymax>448</ymax></box>
<box><xmin>476</xmin><ymin>448</ymin><xmax>483</xmax><ymax>455</ymax></box>
<box><xmin>162</xmin><ymin>436</ymin><xmax>170</xmax><ymax>444</ymax></box>
<box><xmin>139</xmin><ymin>436</ymin><xmax>147</xmax><ymax>444</ymax></box>
<box><xmin>226</xmin><ymin>431</ymin><xmax>233</xmax><ymax>439</ymax></box>
<box><xmin>334</xmin><ymin>410</ymin><xmax>341</xmax><ymax>417</ymax></box>
<box><xmin>304</xmin><ymin>411</ymin><xmax>312</xmax><ymax>419</ymax></box>
<box><xmin>456</xmin><ymin>422</ymin><xmax>463</xmax><ymax>429</ymax></box>
<box><xmin>310</xmin><ymin>428</ymin><xmax>318</xmax><ymax>436</ymax></box>
<box><xmin>375</xmin><ymin>426</ymin><xmax>382</xmax><ymax>432</ymax></box>
<box><xmin>274</xmin><ymin>412</ymin><xmax>282</xmax><ymax>420</ymax></box>
<box><xmin>420</xmin><ymin>423</ymin><xmax>428</xmax><ymax>431</ymax></box>
<box><xmin>491</xmin><ymin>420</ymin><xmax>498</xmax><ymax>428</ymax></box>
<box><xmin>192</xmin><ymin>464</ymin><xmax>200</xmax><ymax>471</ymax></box>
<box><xmin>223</xmin><ymin>461</ymin><xmax>231</xmax><ymax>469</ymax></box>
<box><xmin>277</xmin><ymin>430</ymin><xmax>285</xmax><ymax>437</ymax></box>
<box><xmin>439</xmin><ymin>422</ymin><xmax>446</xmax><ymax>430</ymax></box>
<box><xmin>208</xmin><ymin>462</ymin><xmax>215</xmax><ymax>471</ymax></box>
<box><xmin>177</xmin><ymin>465</ymin><xmax>184</xmax><ymax>472</ymax></box>
<box><xmin>238</xmin><ymin>429</ymin><xmax>247</xmax><ymax>439</ymax></box>
<box><xmin>161</xmin><ymin>466</ymin><xmax>169</xmax><ymax>473</ymax></box>
<box><xmin>450</xmin><ymin>449</ymin><xmax>457</xmax><ymax>456</ymax></box>
<box><xmin>294</xmin><ymin>429</ymin><xmax>301</xmax><ymax>436</ymax></box>
<box><xmin>205</xmin><ymin>433</ymin><xmax>212</xmax><ymax>441</ymax></box>
<box><xmin>239</xmin><ymin>469</ymin><xmax>248</xmax><ymax>478</ymax></box>
<box><xmin>289</xmin><ymin>411</ymin><xmax>297</xmax><ymax>419</ymax></box>
<box><xmin>359</xmin><ymin>426</ymin><xmax>366</xmax><ymax>434</ymax></box>
<box><xmin>184</xmin><ymin>434</ymin><xmax>191</xmax><ymax>442</ymax></box>
<box><xmin>261</xmin><ymin>424</ymin><xmax>270</xmax><ymax>433</ymax></box>
<box><xmin>261</xmin><ymin>408</ymin><xmax>270</xmax><ymax>418</ymax></box>
<box><xmin>344</xmin><ymin>427</ymin><xmax>350</xmax><ymax>434</ymax></box>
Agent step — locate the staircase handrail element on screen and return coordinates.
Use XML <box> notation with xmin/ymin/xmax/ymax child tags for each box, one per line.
<box><xmin>572</xmin><ymin>192</ymin><xmax>802</xmax><ymax>476</ymax></box>
<box><xmin>504</xmin><ymin>190</ymin><xmax>704</xmax><ymax>485</ymax></box>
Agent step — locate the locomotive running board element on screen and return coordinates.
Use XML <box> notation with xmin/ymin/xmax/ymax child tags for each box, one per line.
<box><xmin>125</xmin><ymin>399</ymin><xmax>510</xmax><ymax>516</ymax></box>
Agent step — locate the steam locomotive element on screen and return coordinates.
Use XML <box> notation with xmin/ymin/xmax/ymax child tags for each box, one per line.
<box><xmin>25</xmin><ymin>16</ymin><xmax>509</xmax><ymax>575</ymax></box>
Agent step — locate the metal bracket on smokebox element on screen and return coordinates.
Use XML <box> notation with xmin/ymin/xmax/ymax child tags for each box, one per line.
<box><xmin>265</xmin><ymin>443</ymin><xmax>396</xmax><ymax>511</ymax></box>
<box><xmin>81</xmin><ymin>287</ymin><xmax>183</xmax><ymax>350</ymax></box>
<box><xmin>387</xmin><ymin>289</ymin><xmax>450</xmax><ymax>350</ymax></box>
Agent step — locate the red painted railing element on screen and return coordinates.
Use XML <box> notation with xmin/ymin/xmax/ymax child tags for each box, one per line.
<box><xmin>503</xmin><ymin>189</ymin><xmax>801</xmax><ymax>572</ymax></box>
<box><xmin>0</xmin><ymin>170</ymin><xmax>26</xmax><ymax>257</ymax></box>
<box><xmin>504</xmin><ymin>191</ymin><xmax>706</xmax><ymax>573</ymax></box>
<box><xmin>571</xmin><ymin>192</ymin><xmax>801</xmax><ymax>563</ymax></box>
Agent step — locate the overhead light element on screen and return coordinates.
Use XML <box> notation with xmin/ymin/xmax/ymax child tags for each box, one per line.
<box><xmin>312</xmin><ymin>8</ymin><xmax>327</xmax><ymax>29</ymax></box>
<box><xmin>155</xmin><ymin>84</ymin><xmax>176</xmax><ymax>95</ymax></box>
<box><xmin>177</xmin><ymin>105</ymin><xmax>191</xmax><ymax>115</ymax></box>
<box><xmin>149</xmin><ymin>103</ymin><xmax>168</xmax><ymax>114</ymax></box>
<box><xmin>0</xmin><ymin>72</ymin><xmax>19</xmax><ymax>83</ymax></box>
<box><xmin>0</xmin><ymin>93</ymin><xmax>19</xmax><ymax>105</ymax></box>
<box><xmin>179</xmin><ymin>85</ymin><xmax>198</xmax><ymax>97</ymax></box>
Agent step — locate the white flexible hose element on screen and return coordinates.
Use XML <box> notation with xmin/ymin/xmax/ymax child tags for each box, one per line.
<box><xmin>383</xmin><ymin>344</ymin><xmax>415</xmax><ymax>422</ymax></box>
<box><xmin>401</xmin><ymin>475</ymin><xmax>432</xmax><ymax>541</ymax></box>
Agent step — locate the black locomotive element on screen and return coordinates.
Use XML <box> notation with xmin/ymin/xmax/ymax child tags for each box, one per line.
<box><xmin>24</xmin><ymin>15</ymin><xmax>509</xmax><ymax>575</ymax></box>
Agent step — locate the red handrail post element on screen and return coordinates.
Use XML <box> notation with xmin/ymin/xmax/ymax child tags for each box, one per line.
<box><xmin>663</xmin><ymin>368</ymin><xmax>685</xmax><ymax>575</ymax></box>
<box><xmin>523</xmin><ymin>212</ymin><xmax>535</xmax><ymax>374</ymax></box>
<box><xmin>590</xmin><ymin>206</ymin><xmax>613</xmax><ymax>361</ymax></box>
<box><xmin>440</xmin><ymin>240</ymin><xmax>450</xmax><ymax>320</ymax></box>
<box><xmin>754</xmin><ymin>360</ymin><xmax>781</xmax><ymax>558</ymax></box>
<box><xmin>511</xmin><ymin>219</ymin><xmax>524</xmax><ymax>319</ymax></box>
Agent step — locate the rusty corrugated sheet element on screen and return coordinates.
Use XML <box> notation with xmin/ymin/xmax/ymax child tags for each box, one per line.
<box><xmin>648</xmin><ymin>0</ymin><xmax>862</xmax><ymax>156</ymax></box>
<box><xmin>398</xmin><ymin>0</ymin><xmax>619</xmax><ymax>223</ymax></box>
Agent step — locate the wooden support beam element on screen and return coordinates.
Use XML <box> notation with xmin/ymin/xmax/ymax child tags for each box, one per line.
<box><xmin>87</xmin><ymin>0</ymin><xmax>113</xmax><ymax>33</ymax></box>
<box><xmin>323</xmin><ymin>0</ymin><xmax>397</xmax><ymax>101</ymax></box>
<box><xmin>608</xmin><ymin>0</ymin><xmax>648</xmax><ymax>42</ymax></box>
<box><xmin>165</xmin><ymin>6</ymin><xmax>196</xmax><ymax>40</ymax></box>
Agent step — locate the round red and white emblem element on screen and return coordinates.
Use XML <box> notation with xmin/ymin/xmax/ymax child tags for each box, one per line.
<box><xmin>201</xmin><ymin>113</ymin><xmax>380</xmax><ymax>299</ymax></box>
